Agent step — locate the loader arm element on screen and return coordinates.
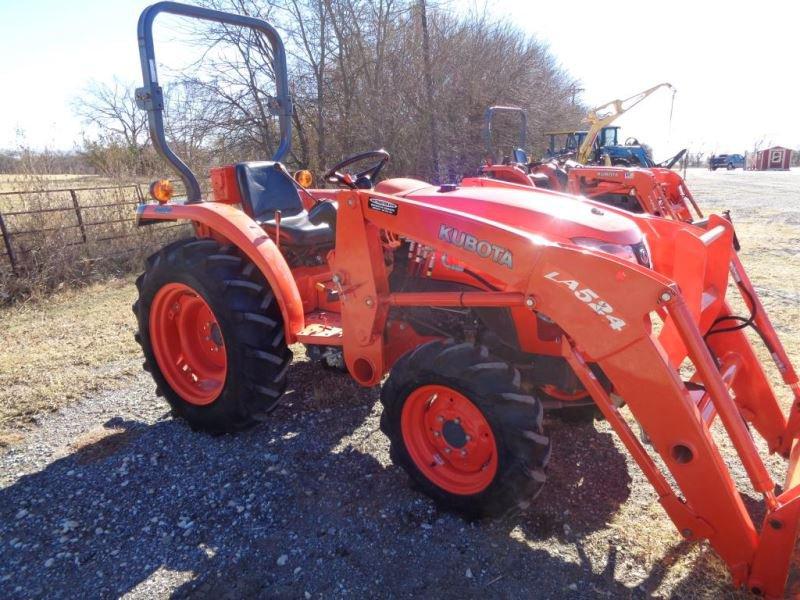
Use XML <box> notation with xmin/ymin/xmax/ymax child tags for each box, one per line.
<box><xmin>577</xmin><ymin>82</ymin><xmax>674</xmax><ymax>164</ymax></box>
<box><xmin>331</xmin><ymin>188</ymin><xmax>800</xmax><ymax>598</ymax></box>
<box><xmin>566</xmin><ymin>166</ymin><xmax>699</xmax><ymax>221</ymax></box>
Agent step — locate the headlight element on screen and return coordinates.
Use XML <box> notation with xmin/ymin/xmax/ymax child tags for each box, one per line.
<box><xmin>631</xmin><ymin>240</ymin><xmax>652</xmax><ymax>268</ymax></box>
<box><xmin>571</xmin><ymin>237</ymin><xmax>652</xmax><ymax>268</ymax></box>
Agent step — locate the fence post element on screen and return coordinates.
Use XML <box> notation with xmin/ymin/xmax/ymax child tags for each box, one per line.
<box><xmin>0</xmin><ymin>211</ymin><xmax>18</xmax><ymax>275</ymax></box>
<box><xmin>69</xmin><ymin>189</ymin><xmax>88</xmax><ymax>244</ymax></box>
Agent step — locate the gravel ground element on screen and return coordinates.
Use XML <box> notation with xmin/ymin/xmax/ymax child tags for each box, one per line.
<box><xmin>0</xmin><ymin>353</ymin><xmax>651</xmax><ymax>599</ymax></box>
<box><xmin>0</xmin><ymin>352</ymin><xmax>761</xmax><ymax>600</ymax></box>
<box><xmin>2</xmin><ymin>169</ymin><xmax>798</xmax><ymax>599</ymax></box>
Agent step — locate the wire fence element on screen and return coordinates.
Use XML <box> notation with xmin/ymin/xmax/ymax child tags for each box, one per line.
<box><xmin>0</xmin><ymin>180</ymin><xmax>191</xmax><ymax>277</ymax></box>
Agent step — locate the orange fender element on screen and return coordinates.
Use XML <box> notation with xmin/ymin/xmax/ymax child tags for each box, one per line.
<box><xmin>137</xmin><ymin>202</ymin><xmax>304</xmax><ymax>342</ymax></box>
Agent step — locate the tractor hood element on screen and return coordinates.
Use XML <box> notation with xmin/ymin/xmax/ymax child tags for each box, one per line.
<box><xmin>375</xmin><ymin>178</ymin><xmax>642</xmax><ymax>246</ymax></box>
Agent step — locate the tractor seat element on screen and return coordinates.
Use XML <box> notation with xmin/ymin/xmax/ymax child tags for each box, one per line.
<box><xmin>235</xmin><ymin>161</ymin><xmax>334</xmax><ymax>247</ymax></box>
<box><xmin>261</xmin><ymin>211</ymin><xmax>334</xmax><ymax>246</ymax></box>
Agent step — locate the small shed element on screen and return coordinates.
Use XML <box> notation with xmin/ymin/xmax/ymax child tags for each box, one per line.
<box><xmin>755</xmin><ymin>146</ymin><xmax>792</xmax><ymax>170</ymax></box>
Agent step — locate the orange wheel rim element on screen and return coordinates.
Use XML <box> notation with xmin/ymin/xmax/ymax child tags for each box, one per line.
<box><xmin>401</xmin><ymin>384</ymin><xmax>497</xmax><ymax>495</ymax></box>
<box><xmin>149</xmin><ymin>282</ymin><xmax>227</xmax><ymax>406</ymax></box>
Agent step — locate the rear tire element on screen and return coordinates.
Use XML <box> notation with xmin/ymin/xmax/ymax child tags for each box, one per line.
<box><xmin>380</xmin><ymin>341</ymin><xmax>550</xmax><ymax>518</ymax></box>
<box><xmin>133</xmin><ymin>238</ymin><xmax>292</xmax><ymax>434</ymax></box>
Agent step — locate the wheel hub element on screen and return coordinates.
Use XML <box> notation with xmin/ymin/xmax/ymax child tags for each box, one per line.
<box><xmin>149</xmin><ymin>282</ymin><xmax>227</xmax><ymax>406</ymax></box>
<box><xmin>400</xmin><ymin>384</ymin><xmax>498</xmax><ymax>495</ymax></box>
<box><xmin>442</xmin><ymin>419</ymin><xmax>468</xmax><ymax>449</ymax></box>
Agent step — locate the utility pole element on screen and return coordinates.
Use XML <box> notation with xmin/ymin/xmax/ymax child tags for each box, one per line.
<box><xmin>570</xmin><ymin>85</ymin><xmax>584</xmax><ymax>106</ymax></box>
<box><xmin>419</xmin><ymin>0</ymin><xmax>440</xmax><ymax>181</ymax></box>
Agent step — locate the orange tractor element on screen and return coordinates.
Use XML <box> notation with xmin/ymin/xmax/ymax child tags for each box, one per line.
<box><xmin>134</xmin><ymin>4</ymin><xmax>800</xmax><ymax>597</ymax></box>
<box><xmin>480</xmin><ymin>105</ymin><xmax>702</xmax><ymax>223</ymax></box>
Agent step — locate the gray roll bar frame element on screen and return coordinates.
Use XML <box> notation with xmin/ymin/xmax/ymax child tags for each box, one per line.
<box><xmin>135</xmin><ymin>1</ymin><xmax>293</xmax><ymax>203</ymax></box>
<box><xmin>483</xmin><ymin>106</ymin><xmax>527</xmax><ymax>163</ymax></box>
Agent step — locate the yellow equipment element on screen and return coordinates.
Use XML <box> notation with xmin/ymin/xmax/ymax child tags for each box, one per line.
<box><xmin>577</xmin><ymin>82</ymin><xmax>675</xmax><ymax>164</ymax></box>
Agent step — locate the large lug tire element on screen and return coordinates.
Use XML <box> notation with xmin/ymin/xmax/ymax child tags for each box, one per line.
<box><xmin>380</xmin><ymin>340</ymin><xmax>550</xmax><ymax>519</ymax></box>
<box><xmin>133</xmin><ymin>237</ymin><xmax>292</xmax><ymax>434</ymax></box>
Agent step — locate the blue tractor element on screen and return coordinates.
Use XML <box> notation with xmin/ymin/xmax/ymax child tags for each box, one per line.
<box><xmin>544</xmin><ymin>126</ymin><xmax>655</xmax><ymax>167</ymax></box>
<box><xmin>543</xmin><ymin>82</ymin><xmax>686</xmax><ymax>169</ymax></box>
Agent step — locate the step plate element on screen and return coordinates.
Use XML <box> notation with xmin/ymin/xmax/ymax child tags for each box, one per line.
<box><xmin>296</xmin><ymin>311</ymin><xmax>343</xmax><ymax>346</ymax></box>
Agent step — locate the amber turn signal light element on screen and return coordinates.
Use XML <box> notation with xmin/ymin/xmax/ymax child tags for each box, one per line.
<box><xmin>294</xmin><ymin>170</ymin><xmax>313</xmax><ymax>188</ymax></box>
<box><xmin>149</xmin><ymin>179</ymin><xmax>174</xmax><ymax>204</ymax></box>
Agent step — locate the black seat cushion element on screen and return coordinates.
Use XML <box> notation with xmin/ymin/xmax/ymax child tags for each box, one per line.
<box><xmin>234</xmin><ymin>161</ymin><xmax>333</xmax><ymax>247</ymax></box>
<box><xmin>260</xmin><ymin>212</ymin><xmax>334</xmax><ymax>247</ymax></box>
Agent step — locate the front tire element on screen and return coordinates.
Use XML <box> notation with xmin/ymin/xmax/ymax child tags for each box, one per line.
<box><xmin>133</xmin><ymin>238</ymin><xmax>292</xmax><ymax>434</ymax></box>
<box><xmin>380</xmin><ymin>341</ymin><xmax>550</xmax><ymax>518</ymax></box>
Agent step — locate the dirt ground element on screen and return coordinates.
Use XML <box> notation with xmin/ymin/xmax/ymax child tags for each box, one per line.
<box><xmin>1</xmin><ymin>168</ymin><xmax>799</xmax><ymax>598</ymax></box>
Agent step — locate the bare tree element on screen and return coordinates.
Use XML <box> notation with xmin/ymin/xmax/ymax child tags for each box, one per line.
<box><xmin>73</xmin><ymin>79</ymin><xmax>149</xmax><ymax>151</ymax></box>
<box><xmin>75</xmin><ymin>0</ymin><xmax>586</xmax><ymax>181</ymax></box>
<box><xmin>283</xmin><ymin>0</ymin><xmax>333</xmax><ymax>169</ymax></box>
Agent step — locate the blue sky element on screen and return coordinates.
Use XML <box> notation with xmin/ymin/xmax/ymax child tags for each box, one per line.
<box><xmin>1</xmin><ymin>0</ymin><xmax>149</xmax><ymax>149</ymax></box>
<box><xmin>2</xmin><ymin>0</ymin><xmax>798</xmax><ymax>157</ymax></box>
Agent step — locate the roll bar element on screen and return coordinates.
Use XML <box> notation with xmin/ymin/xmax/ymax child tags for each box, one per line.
<box><xmin>135</xmin><ymin>1</ymin><xmax>293</xmax><ymax>202</ymax></box>
<box><xmin>483</xmin><ymin>106</ymin><xmax>527</xmax><ymax>162</ymax></box>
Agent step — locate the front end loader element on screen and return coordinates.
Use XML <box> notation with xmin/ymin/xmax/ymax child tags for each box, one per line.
<box><xmin>132</xmin><ymin>3</ymin><xmax>800</xmax><ymax>596</ymax></box>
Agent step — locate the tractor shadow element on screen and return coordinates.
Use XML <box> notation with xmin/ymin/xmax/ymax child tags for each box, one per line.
<box><xmin>516</xmin><ymin>416</ymin><xmax>633</xmax><ymax>541</ymax></box>
<box><xmin>0</xmin><ymin>358</ymin><xmax>660</xmax><ymax>599</ymax></box>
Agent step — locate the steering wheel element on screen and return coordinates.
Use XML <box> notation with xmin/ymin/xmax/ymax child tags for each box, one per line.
<box><xmin>624</xmin><ymin>137</ymin><xmax>640</xmax><ymax>146</ymax></box>
<box><xmin>324</xmin><ymin>149</ymin><xmax>390</xmax><ymax>189</ymax></box>
<box><xmin>657</xmin><ymin>148</ymin><xmax>687</xmax><ymax>169</ymax></box>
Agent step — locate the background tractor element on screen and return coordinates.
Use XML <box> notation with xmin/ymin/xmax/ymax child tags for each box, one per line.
<box><xmin>132</xmin><ymin>4</ymin><xmax>800</xmax><ymax>597</ymax></box>
<box><xmin>544</xmin><ymin>82</ymin><xmax>683</xmax><ymax>168</ymax></box>
<box><xmin>479</xmin><ymin>104</ymin><xmax>700</xmax><ymax>221</ymax></box>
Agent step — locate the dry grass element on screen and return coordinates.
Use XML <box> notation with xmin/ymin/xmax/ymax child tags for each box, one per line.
<box><xmin>0</xmin><ymin>277</ymin><xmax>141</xmax><ymax>439</ymax></box>
<box><xmin>0</xmin><ymin>174</ymin><xmax>188</xmax><ymax>303</ymax></box>
<box><xmin>0</xmin><ymin>174</ymin><xmax>108</xmax><ymax>195</ymax></box>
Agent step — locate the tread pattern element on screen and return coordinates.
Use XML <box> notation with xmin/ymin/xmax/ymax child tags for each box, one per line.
<box><xmin>133</xmin><ymin>237</ymin><xmax>292</xmax><ymax>434</ymax></box>
<box><xmin>380</xmin><ymin>340</ymin><xmax>550</xmax><ymax>519</ymax></box>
